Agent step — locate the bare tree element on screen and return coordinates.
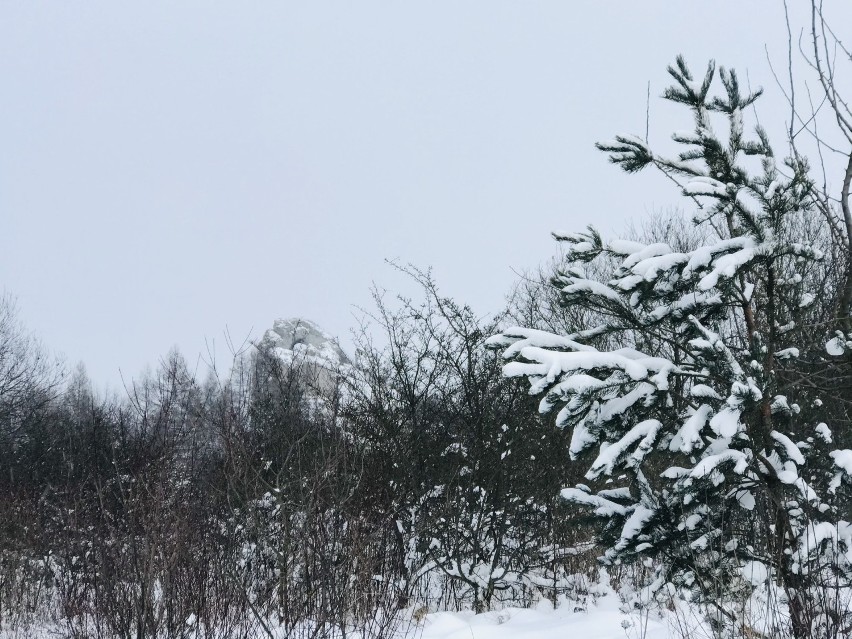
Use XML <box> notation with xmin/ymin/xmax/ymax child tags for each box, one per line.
<box><xmin>0</xmin><ymin>293</ymin><xmax>63</xmax><ymax>441</ymax></box>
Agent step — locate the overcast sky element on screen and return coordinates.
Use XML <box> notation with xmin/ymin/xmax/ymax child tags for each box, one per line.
<box><xmin>2</xmin><ymin>2</ymin><xmax>850</xmax><ymax>387</ymax></box>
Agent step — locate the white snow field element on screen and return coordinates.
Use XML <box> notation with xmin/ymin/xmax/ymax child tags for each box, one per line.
<box><xmin>399</xmin><ymin>573</ymin><xmax>698</xmax><ymax>639</ymax></box>
<box><xmin>0</xmin><ymin>587</ymin><xmax>696</xmax><ymax>639</ymax></box>
<box><xmin>414</xmin><ymin>599</ymin><xmax>673</xmax><ymax>639</ymax></box>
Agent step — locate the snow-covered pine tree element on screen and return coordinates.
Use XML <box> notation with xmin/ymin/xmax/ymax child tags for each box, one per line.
<box><xmin>489</xmin><ymin>57</ymin><xmax>852</xmax><ymax>638</ymax></box>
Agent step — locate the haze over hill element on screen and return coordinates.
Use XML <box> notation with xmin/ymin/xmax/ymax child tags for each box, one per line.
<box><xmin>5</xmin><ymin>2</ymin><xmax>852</xmax><ymax>386</ymax></box>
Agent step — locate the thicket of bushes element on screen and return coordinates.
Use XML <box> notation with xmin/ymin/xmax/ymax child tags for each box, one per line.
<box><xmin>0</xmin><ymin>274</ymin><xmax>596</xmax><ymax>638</ymax></box>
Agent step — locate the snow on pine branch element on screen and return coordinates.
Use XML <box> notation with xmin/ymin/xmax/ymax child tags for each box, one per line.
<box><xmin>490</xmin><ymin>56</ymin><xmax>852</xmax><ymax>613</ymax></box>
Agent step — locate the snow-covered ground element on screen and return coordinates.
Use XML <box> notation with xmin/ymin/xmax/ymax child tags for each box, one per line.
<box><xmin>415</xmin><ymin>598</ymin><xmax>673</xmax><ymax>639</ymax></box>
<box><xmin>0</xmin><ymin>596</ymin><xmax>690</xmax><ymax>639</ymax></box>
<box><xmin>0</xmin><ymin>572</ymin><xmax>704</xmax><ymax>639</ymax></box>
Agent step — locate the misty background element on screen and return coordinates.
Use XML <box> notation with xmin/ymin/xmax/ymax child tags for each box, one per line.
<box><xmin>2</xmin><ymin>1</ymin><xmax>848</xmax><ymax>385</ymax></box>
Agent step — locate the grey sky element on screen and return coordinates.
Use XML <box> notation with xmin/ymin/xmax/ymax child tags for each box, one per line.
<box><xmin>1</xmin><ymin>2</ymin><xmax>849</xmax><ymax>386</ymax></box>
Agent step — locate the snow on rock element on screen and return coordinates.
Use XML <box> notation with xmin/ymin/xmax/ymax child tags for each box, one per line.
<box><xmin>255</xmin><ymin>317</ymin><xmax>351</xmax><ymax>396</ymax></box>
<box><xmin>258</xmin><ymin>317</ymin><xmax>350</xmax><ymax>369</ymax></box>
